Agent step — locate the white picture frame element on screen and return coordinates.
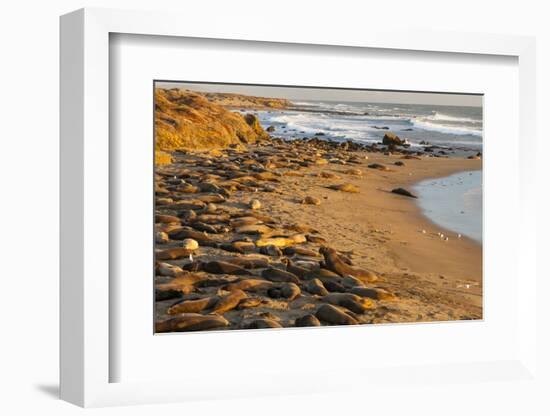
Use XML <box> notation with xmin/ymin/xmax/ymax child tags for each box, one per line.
<box><xmin>60</xmin><ymin>7</ymin><xmax>540</xmax><ymax>408</ymax></box>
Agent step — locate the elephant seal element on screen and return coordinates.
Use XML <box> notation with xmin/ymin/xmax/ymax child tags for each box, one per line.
<box><xmin>322</xmin><ymin>293</ymin><xmax>375</xmax><ymax>314</ymax></box>
<box><xmin>319</xmin><ymin>246</ymin><xmax>378</xmax><ymax>283</ymax></box>
<box><xmin>234</xmin><ymin>224</ymin><xmax>273</xmax><ymax>235</ymax></box>
<box><xmin>211</xmin><ymin>289</ymin><xmax>248</xmax><ymax>314</ymax></box>
<box><xmin>295</xmin><ymin>314</ymin><xmax>321</xmax><ymax>327</ymax></box>
<box><xmin>196</xmin><ymin>213</ymin><xmax>230</xmax><ymax>224</ymax></box>
<box><xmin>168</xmin><ymin>227</ymin><xmax>215</xmax><ymax>246</ymax></box>
<box><xmin>177</xmin><ymin>209</ymin><xmax>197</xmax><ymax>223</ymax></box>
<box><xmin>155</xmin><ymin>313</ymin><xmax>229</xmax><ymax>333</ymax></box>
<box><xmin>260</xmin><ymin>245</ymin><xmax>283</xmax><ymax>257</ymax></box>
<box><xmin>167</xmin><ymin>296</ymin><xmax>218</xmax><ymax>315</ymax></box>
<box><xmin>155</xmin><ymin>274</ymin><xmax>203</xmax><ymax>295</ymax></box>
<box><xmin>351</xmin><ymin>287</ymin><xmax>397</xmax><ymax>301</ymax></box>
<box><xmin>257</xmin><ymin>233</ymin><xmax>306</xmax><ymax>247</ymax></box>
<box><xmin>218</xmin><ymin>241</ymin><xmax>257</xmax><ymax>254</ymax></box>
<box><xmin>281</xmin><ymin>258</ymin><xmax>310</xmax><ymax>279</ymax></box>
<box><xmin>189</xmin><ymin>222</ymin><xmax>220</xmax><ymax>234</ymax></box>
<box><xmin>169</xmin><ymin>201</ymin><xmax>206</xmax><ymax>211</ymax></box>
<box><xmin>317</xmin><ymin>278</ymin><xmax>346</xmax><ymax>293</ymax></box>
<box><xmin>305</xmin><ymin>278</ymin><xmax>329</xmax><ymax>296</ymax></box>
<box><xmin>306</xmin><ymin>235</ymin><xmax>327</xmax><ymax>245</ymax></box>
<box><xmin>261</xmin><ymin>267</ymin><xmax>300</xmax><ymax>284</ymax></box>
<box><xmin>237</xmin><ymin>297</ymin><xmax>263</xmax><ymax>310</ymax></box>
<box><xmin>340</xmin><ymin>275</ymin><xmax>366</xmax><ymax>289</ymax></box>
<box><xmin>225</xmin><ymin>257</ymin><xmax>269</xmax><ymax>269</ymax></box>
<box><xmin>230</xmin><ymin>217</ymin><xmax>261</xmax><ymax>228</ymax></box>
<box><xmin>283</xmin><ymin>246</ymin><xmax>320</xmax><ymax>258</ymax></box>
<box><xmin>246</xmin><ymin>318</ymin><xmax>283</xmax><ymax>329</ymax></box>
<box><xmin>202</xmin><ymin>261</ymin><xmax>253</xmax><ymax>275</ymax></box>
<box><xmin>267</xmin><ymin>282</ymin><xmax>301</xmax><ymax>301</ymax></box>
<box><xmin>196</xmin><ymin>194</ymin><xmax>226</xmax><ymax>204</ymax></box>
<box><xmin>156</xmin><ymin>247</ymin><xmax>193</xmax><ymax>261</ymax></box>
<box><xmin>315</xmin><ymin>304</ymin><xmax>358</xmax><ymax>326</ymax></box>
<box><xmin>195</xmin><ymin>276</ymin><xmax>239</xmax><ymax>288</ymax></box>
<box><xmin>155</xmin><ymin>214</ymin><xmax>181</xmax><ymax>224</ymax></box>
<box><xmin>224</xmin><ymin>279</ymin><xmax>274</xmax><ymax>292</ymax></box>
<box><xmin>157</xmin><ymin>262</ymin><xmax>184</xmax><ymax>277</ymax></box>
<box><xmin>304</xmin><ymin>268</ymin><xmax>341</xmax><ymax>280</ymax></box>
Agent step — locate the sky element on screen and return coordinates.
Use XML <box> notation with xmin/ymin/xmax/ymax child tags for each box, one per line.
<box><xmin>156</xmin><ymin>81</ymin><xmax>482</xmax><ymax>107</ymax></box>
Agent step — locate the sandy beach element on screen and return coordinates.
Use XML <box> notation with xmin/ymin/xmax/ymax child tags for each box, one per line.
<box><xmin>154</xmin><ymin>138</ymin><xmax>482</xmax><ymax>331</ymax></box>
<box><xmin>152</xmin><ymin>86</ymin><xmax>483</xmax><ymax>332</ymax></box>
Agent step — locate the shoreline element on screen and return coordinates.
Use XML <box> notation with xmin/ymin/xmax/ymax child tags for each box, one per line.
<box><xmin>412</xmin><ymin>169</ymin><xmax>482</xmax><ymax>243</ymax></box>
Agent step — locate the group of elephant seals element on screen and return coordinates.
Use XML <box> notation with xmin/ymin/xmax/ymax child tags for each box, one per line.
<box><xmin>154</xmin><ymin>141</ymin><xmax>399</xmax><ymax>333</ymax></box>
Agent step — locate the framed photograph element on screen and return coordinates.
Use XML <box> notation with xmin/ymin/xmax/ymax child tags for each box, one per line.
<box><xmin>60</xmin><ymin>8</ymin><xmax>540</xmax><ymax>409</ymax></box>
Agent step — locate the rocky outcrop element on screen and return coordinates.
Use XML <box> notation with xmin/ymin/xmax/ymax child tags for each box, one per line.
<box><xmin>382</xmin><ymin>132</ymin><xmax>404</xmax><ymax>147</ymax></box>
<box><xmin>155</xmin><ymin>89</ymin><xmax>269</xmax><ymax>151</ymax></box>
<box><xmin>203</xmin><ymin>92</ymin><xmax>290</xmax><ymax>109</ymax></box>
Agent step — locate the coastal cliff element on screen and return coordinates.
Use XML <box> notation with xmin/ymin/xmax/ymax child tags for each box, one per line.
<box><xmin>155</xmin><ymin>88</ymin><xmax>270</xmax><ymax>152</ymax></box>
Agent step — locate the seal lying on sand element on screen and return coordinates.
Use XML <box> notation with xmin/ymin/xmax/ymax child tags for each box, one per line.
<box><xmin>322</xmin><ymin>293</ymin><xmax>375</xmax><ymax>314</ymax></box>
<box><xmin>319</xmin><ymin>246</ymin><xmax>378</xmax><ymax>283</ymax></box>
<box><xmin>246</xmin><ymin>318</ymin><xmax>283</xmax><ymax>329</ymax></box>
<box><xmin>315</xmin><ymin>304</ymin><xmax>358</xmax><ymax>325</ymax></box>
<box><xmin>167</xmin><ymin>296</ymin><xmax>219</xmax><ymax>315</ymax></box>
<box><xmin>351</xmin><ymin>287</ymin><xmax>397</xmax><ymax>301</ymax></box>
<box><xmin>267</xmin><ymin>282</ymin><xmax>301</xmax><ymax>301</ymax></box>
<box><xmin>305</xmin><ymin>278</ymin><xmax>329</xmax><ymax>296</ymax></box>
<box><xmin>295</xmin><ymin>314</ymin><xmax>321</xmax><ymax>327</ymax></box>
<box><xmin>224</xmin><ymin>257</ymin><xmax>269</xmax><ymax>269</ymax></box>
<box><xmin>201</xmin><ymin>261</ymin><xmax>253</xmax><ymax>275</ymax></box>
<box><xmin>224</xmin><ymin>278</ymin><xmax>274</xmax><ymax>292</ymax></box>
<box><xmin>156</xmin><ymin>247</ymin><xmax>193</xmax><ymax>260</ymax></box>
<box><xmin>211</xmin><ymin>289</ymin><xmax>248</xmax><ymax>314</ymax></box>
<box><xmin>261</xmin><ymin>267</ymin><xmax>300</xmax><ymax>284</ymax></box>
<box><xmin>155</xmin><ymin>274</ymin><xmax>203</xmax><ymax>295</ymax></box>
<box><xmin>155</xmin><ymin>313</ymin><xmax>229</xmax><ymax>332</ymax></box>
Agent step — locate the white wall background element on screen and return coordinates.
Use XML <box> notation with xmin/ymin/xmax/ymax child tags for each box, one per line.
<box><xmin>0</xmin><ymin>1</ymin><xmax>548</xmax><ymax>414</ymax></box>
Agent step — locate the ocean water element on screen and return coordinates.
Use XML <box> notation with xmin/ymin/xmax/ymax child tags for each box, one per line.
<box><xmin>256</xmin><ymin>100</ymin><xmax>483</xmax><ymax>242</ymax></box>
<box><xmin>257</xmin><ymin>100</ymin><xmax>483</xmax><ymax>151</ymax></box>
<box><xmin>413</xmin><ymin>171</ymin><xmax>482</xmax><ymax>243</ymax></box>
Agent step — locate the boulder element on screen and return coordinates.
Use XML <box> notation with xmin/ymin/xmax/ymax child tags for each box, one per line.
<box><xmin>382</xmin><ymin>132</ymin><xmax>404</xmax><ymax>147</ymax></box>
